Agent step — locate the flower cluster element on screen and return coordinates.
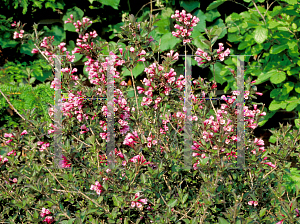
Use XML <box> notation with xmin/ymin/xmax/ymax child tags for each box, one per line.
<box><xmin>59</xmin><ymin>155</ymin><xmax>72</xmax><ymax>168</ymax></box>
<box><xmin>129</xmin><ymin>154</ymin><xmax>151</xmax><ymax>166</ymax></box>
<box><xmin>90</xmin><ymin>181</ymin><xmax>104</xmax><ymax>195</ymax></box>
<box><xmin>0</xmin><ymin>155</ymin><xmax>8</xmax><ymax>164</ymax></box>
<box><xmin>248</xmin><ymin>200</ymin><xmax>258</xmax><ymax>206</ymax></box>
<box><xmin>13</xmin><ymin>30</ymin><xmax>24</xmax><ymax>39</ymax></box>
<box><xmin>80</xmin><ymin>124</ymin><xmax>90</xmax><ymax>134</ymax></box>
<box><xmin>131</xmin><ymin>192</ymin><xmax>148</xmax><ymax>209</ymax></box>
<box><xmin>171</xmin><ymin>10</ymin><xmax>200</xmax><ymax>44</ymax></box>
<box><xmin>40</xmin><ymin>208</ymin><xmax>54</xmax><ymax>224</ymax></box>
<box><xmin>37</xmin><ymin>141</ymin><xmax>50</xmax><ymax>152</ymax></box>
<box><xmin>4</xmin><ymin>132</ymin><xmax>15</xmax><ymax>144</ymax></box>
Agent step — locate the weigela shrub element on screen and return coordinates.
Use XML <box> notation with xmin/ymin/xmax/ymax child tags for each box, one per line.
<box><xmin>1</xmin><ymin>10</ymin><xmax>300</xmax><ymax>223</ymax></box>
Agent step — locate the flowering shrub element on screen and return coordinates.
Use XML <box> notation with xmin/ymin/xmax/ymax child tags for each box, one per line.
<box><xmin>1</xmin><ymin>9</ymin><xmax>300</xmax><ymax>224</ymax></box>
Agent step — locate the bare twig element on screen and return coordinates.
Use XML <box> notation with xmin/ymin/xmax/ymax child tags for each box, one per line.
<box><xmin>72</xmin><ymin>135</ymin><xmax>92</xmax><ymax>147</ymax></box>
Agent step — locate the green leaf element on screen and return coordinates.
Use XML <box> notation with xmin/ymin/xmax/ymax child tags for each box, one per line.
<box><xmin>269</xmin><ymin>135</ymin><xmax>277</xmax><ymax>144</ymax></box>
<box><xmin>122</xmin><ymin>62</ymin><xmax>145</xmax><ymax>78</ymax></box>
<box><xmin>167</xmin><ymin>198</ymin><xmax>178</xmax><ymax>207</ymax></box>
<box><xmin>286</xmin><ymin>97</ymin><xmax>299</xmax><ymax>111</ymax></box>
<box><xmin>253</xmin><ymin>27</ymin><xmax>268</xmax><ymax>44</ymax></box>
<box><xmin>270</xmin><ymin>44</ymin><xmax>288</xmax><ymax>54</ymax></box>
<box><xmin>269</xmin><ymin>100</ymin><xmax>287</xmax><ymax>111</ymax></box>
<box><xmin>193</xmin><ymin>10</ymin><xmax>206</xmax><ymax>33</ymax></box>
<box><xmin>255</xmin><ymin>69</ymin><xmax>277</xmax><ymax>85</ymax></box>
<box><xmin>140</xmin><ymin>173</ymin><xmax>146</xmax><ymax>184</ymax></box>
<box><xmin>159</xmin><ymin>32</ymin><xmax>181</xmax><ymax>51</ymax></box>
<box><xmin>282</xmin><ymin>0</ymin><xmax>297</xmax><ymax>4</ymax></box>
<box><xmin>295</xmin><ymin>83</ymin><xmax>300</xmax><ymax>93</ymax></box>
<box><xmin>270</xmin><ymin>88</ymin><xmax>281</xmax><ymax>98</ymax></box>
<box><xmin>295</xmin><ymin>119</ymin><xmax>300</xmax><ymax>129</ymax></box>
<box><xmin>63</xmin><ymin>7</ymin><xmax>84</xmax><ymax>32</ymax></box>
<box><xmin>207</xmin><ymin>0</ymin><xmax>226</xmax><ymax>11</ymax></box>
<box><xmin>270</xmin><ymin>71</ymin><xmax>286</xmax><ymax>84</ymax></box>
<box><xmin>205</xmin><ymin>9</ymin><xmax>221</xmax><ymax>22</ymax></box>
<box><xmin>218</xmin><ymin>217</ymin><xmax>230</xmax><ymax>224</ymax></box>
<box><xmin>43</xmin><ymin>25</ymin><xmax>66</xmax><ymax>45</ymax></box>
<box><xmin>180</xmin><ymin>1</ymin><xmax>200</xmax><ymax>12</ymax></box>
<box><xmin>182</xmin><ymin>193</ymin><xmax>189</xmax><ymax>204</ymax></box>
<box><xmin>260</xmin><ymin>208</ymin><xmax>267</xmax><ymax>217</ymax></box>
<box><xmin>99</xmin><ymin>0</ymin><xmax>120</xmax><ymax>9</ymax></box>
<box><xmin>87</xmin><ymin>135</ymin><xmax>95</xmax><ymax>145</ymax></box>
<box><xmin>282</xmin><ymin>82</ymin><xmax>294</xmax><ymax>95</ymax></box>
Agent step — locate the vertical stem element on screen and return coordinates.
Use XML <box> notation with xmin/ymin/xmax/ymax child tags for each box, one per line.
<box><xmin>107</xmin><ymin>55</ymin><xmax>116</xmax><ymax>170</ymax></box>
<box><xmin>184</xmin><ymin>45</ymin><xmax>192</xmax><ymax>170</ymax></box>
<box><xmin>236</xmin><ymin>56</ymin><xmax>245</xmax><ymax>169</ymax></box>
<box><xmin>54</xmin><ymin>55</ymin><xmax>62</xmax><ymax>169</ymax></box>
<box><xmin>130</xmin><ymin>70</ymin><xmax>140</xmax><ymax>118</ymax></box>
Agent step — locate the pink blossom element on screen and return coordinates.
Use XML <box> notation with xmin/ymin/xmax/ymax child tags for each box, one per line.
<box><xmin>21</xmin><ymin>130</ymin><xmax>28</xmax><ymax>136</ymax></box>
<box><xmin>130</xmin><ymin>47</ymin><xmax>135</xmax><ymax>52</ymax></box>
<box><xmin>4</xmin><ymin>133</ymin><xmax>14</xmax><ymax>138</ymax></box>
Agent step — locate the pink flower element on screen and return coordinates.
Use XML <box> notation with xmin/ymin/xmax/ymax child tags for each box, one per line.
<box><xmin>31</xmin><ymin>48</ymin><xmax>39</xmax><ymax>54</ymax></box>
<box><xmin>137</xmin><ymin>57</ymin><xmax>145</xmax><ymax>62</ymax></box>
<box><xmin>138</xmin><ymin>50</ymin><xmax>146</xmax><ymax>56</ymax></box>
<box><xmin>4</xmin><ymin>133</ymin><xmax>14</xmax><ymax>138</ymax></box>
<box><xmin>276</xmin><ymin>220</ymin><xmax>285</xmax><ymax>224</ymax></box>
<box><xmin>263</xmin><ymin>162</ymin><xmax>276</xmax><ymax>168</ymax></box>
<box><xmin>5</xmin><ymin>139</ymin><xmax>13</xmax><ymax>144</ymax></box>
<box><xmin>12</xmin><ymin>178</ymin><xmax>17</xmax><ymax>183</ymax></box>
<box><xmin>255</xmin><ymin>92</ymin><xmax>263</xmax><ymax>96</ymax></box>
<box><xmin>129</xmin><ymin>154</ymin><xmax>150</xmax><ymax>166</ymax></box>
<box><xmin>130</xmin><ymin>47</ymin><xmax>135</xmax><ymax>52</ymax></box>
<box><xmin>21</xmin><ymin>130</ymin><xmax>28</xmax><ymax>136</ymax></box>
<box><xmin>119</xmin><ymin>48</ymin><xmax>123</xmax><ymax>55</ymax></box>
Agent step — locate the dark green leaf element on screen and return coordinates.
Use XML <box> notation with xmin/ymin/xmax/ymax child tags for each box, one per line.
<box><xmin>180</xmin><ymin>1</ymin><xmax>200</xmax><ymax>12</ymax></box>
<box><xmin>207</xmin><ymin>0</ymin><xmax>226</xmax><ymax>11</ymax></box>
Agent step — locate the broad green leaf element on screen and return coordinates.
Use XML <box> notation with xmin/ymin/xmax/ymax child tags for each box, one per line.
<box><xmin>207</xmin><ymin>0</ymin><xmax>226</xmax><ymax>11</ymax></box>
<box><xmin>268</xmin><ymin>21</ymin><xmax>280</xmax><ymax>29</ymax></box>
<box><xmin>180</xmin><ymin>1</ymin><xmax>200</xmax><ymax>12</ymax></box>
<box><xmin>286</xmin><ymin>97</ymin><xmax>299</xmax><ymax>111</ymax></box>
<box><xmin>159</xmin><ymin>33</ymin><xmax>181</xmax><ymax>51</ymax></box>
<box><xmin>253</xmin><ymin>27</ymin><xmax>268</xmax><ymax>44</ymax></box>
<box><xmin>295</xmin><ymin>83</ymin><xmax>300</xmax><ymax>93</ymax></box>
<box><xmin>167</xmin><ymin>199</ymin><xmax>178</xmax><ymax>207</ymax></box>
<box><xmin>192</xmin><ymin>31</ymin><xmax>210</xmax><ymax>49</ymax></box>
<box><xmin>218</xmin><ymin>217</ymin><xmax>230</xmax><ymax>224</ymax></box>
<box><xmin>205</xmin><ymin>9</ymin><xmax>221</xmax><ymax>22</ymax></box>
<box><xmin>122</xmin><ymin>62</ymin><xmax>145</xmax><ymax>78</ymax></box>
<box><xmin>20</xmin><ymin>41</ymin><xmax>35</xmax><ymax>56</ymax></box>
<box><xmin>63</xmin><ymin>7</ymin><xmax>84</xmax><ymax>32</ymax></box>
<box><xmin>260</xmin><ymin>208</ymin><xmax>267</xmax><ymax>217</ymax></box>
<box><xmin>269</xmin><ymin>136</ymin><xmax>277</xmax><ymax>144</ymax></box>
<box><xmin>269</xmin><ymin>100</ymin><xmax>287</xmax><ymax>111</ymax></box>
<box><xmin>255</xmin><ymin>70</ymin><xmax>277</xmax><ymax>85</ymax></box>
<box><xmin>193</xmin><ymin>9</ymin><xmax>206</xmax><ymax>33</ymax></box>
<box><xmin>270</xmin><ymin>71</ymin><xmax>286</xmax><ymax>84</ymax></box>
<box><xmin>43</xmin><ymin>25</ymin><xmax>66</xmax><ymax>45</ymax></box>
<box><xmin>270</xmin><ymin>88</ymin><xmax>281</xmax><ymax>99</ymax></box>
<box><xmin>99</xmin><ymin>0</ymin><xmax>120</xmax><ymax>9</ymax></box>
<box><xmin>209</xmin><ymin>19</ymin><xmax>227</xmax><ymax>39</ymax></box>
<box><xmin>282</xmin><ymin>0</ymin><xmax>297</xmax><ymax>4</ymax></box>
<box><xmin>270</xmin><ymin>44</ymin><xmax>287</xmax><ymax>54</ymax></box>
<box><xmin>282</xmin><ymin>82</ymin><xmax>294</xmax><ymax>95</ymax></box>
